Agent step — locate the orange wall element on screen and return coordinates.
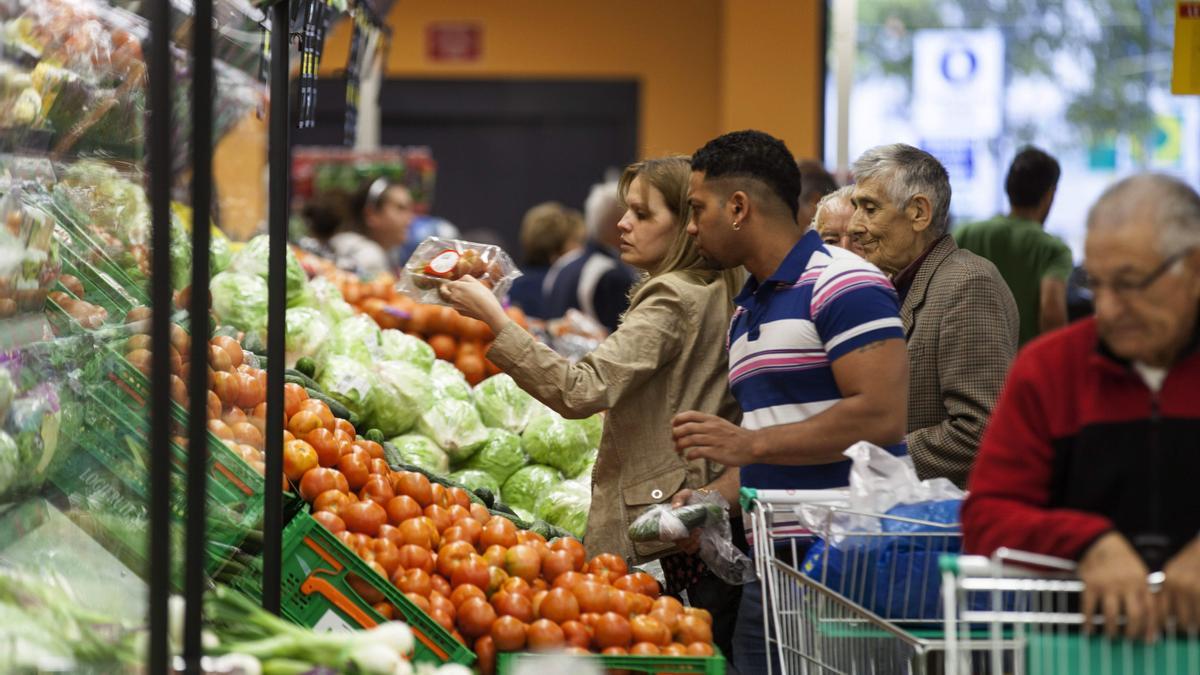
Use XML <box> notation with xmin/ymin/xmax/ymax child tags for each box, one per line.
<box><xmin>721</xmin><ymin>0</ymin><xmax>824</xmax><ymax>159</ymax></box>
<box><xmin>320</xmin><ymin>0</ymin><xmax>824</xmax><ymax>158</ymax></box>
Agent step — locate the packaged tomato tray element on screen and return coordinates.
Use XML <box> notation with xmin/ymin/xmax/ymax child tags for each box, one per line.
<box><xmin>398</xmin><ymin>237</ymin><xmax>521</xmax><ymax>306</ymax></box>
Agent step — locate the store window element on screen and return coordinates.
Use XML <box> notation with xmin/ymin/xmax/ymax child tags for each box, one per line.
<box><xmin>824</xmin><ymin>0</ymin><xmax>1195</xmax><ymax>258</ymax></box>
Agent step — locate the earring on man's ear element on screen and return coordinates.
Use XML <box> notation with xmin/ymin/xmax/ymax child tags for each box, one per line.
<box><xmin>731</xmin><ymin>220</ymin><xmax>741</xmax><ymax>231</ymax></box>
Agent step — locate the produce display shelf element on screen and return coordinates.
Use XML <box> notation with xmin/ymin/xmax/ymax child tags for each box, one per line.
<box><xmin>496</xmin><ymin>649</ymin><xmax>726</xmax><ymax>674</ymax></box>
<box><xmin>95</xmin><ymin>342</ymin><xmax>267</xmax><ymax>503</ymax></box>
<box><xmin>231</xmin><ymin>511</ymin><xmax>475</xmax><ymax>668</ymax></box>
<box><xmin>58</xmin><ymin>248</ymin><xmax>142</xmax><ymax>317</ymax></box>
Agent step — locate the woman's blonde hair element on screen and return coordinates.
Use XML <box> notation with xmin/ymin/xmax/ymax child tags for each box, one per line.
<box><xmin>618</xmin><ymin>155</ymin><xmax>743</xmax><ymax>308</ymax></box>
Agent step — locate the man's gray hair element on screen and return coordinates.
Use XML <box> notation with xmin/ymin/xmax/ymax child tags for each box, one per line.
<box><xmin>851</xmin><ymin>144</ymin><xmax>952</xmax><ymax>236</ymax></box>
<box><xmin>1088</xmin><ymin>173</ymin><xmax>1200</xmax><ymax>257</ymax></box>
<box><xmin>584</xmin><ymin>180</ymin><xmax>624</xmax><ymax>239</ymax></box>
<box><xmin>812</xmin><ymin>185</ymin><xmax>855</xmax><ymax>228</ymax></box>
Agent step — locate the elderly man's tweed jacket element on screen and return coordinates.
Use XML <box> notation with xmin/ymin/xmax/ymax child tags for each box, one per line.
<box><xmin>901</xmin><ymin>235</ymin><xmax>1019</xmax><ymax>488</ymax></box>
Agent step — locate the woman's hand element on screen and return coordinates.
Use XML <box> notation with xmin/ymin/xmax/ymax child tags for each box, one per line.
<box><xmin>439</xmin><ymin>275</ymin><xmax>510</xmax><ymax>333</ymax></box>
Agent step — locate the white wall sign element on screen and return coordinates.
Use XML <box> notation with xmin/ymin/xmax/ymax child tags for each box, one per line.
<box><xmin>913</xmin><ymin>29</ymin><xmax>1005</xmax><ymax>139</ymax></box>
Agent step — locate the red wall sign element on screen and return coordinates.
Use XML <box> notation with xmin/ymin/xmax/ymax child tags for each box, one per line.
<box><xmin>426</xmin><ymin>22</ymin><xmax>483</xmax><ymax>62</ymax></box>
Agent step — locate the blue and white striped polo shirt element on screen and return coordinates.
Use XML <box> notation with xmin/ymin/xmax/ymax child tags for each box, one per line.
<box><xmin>730</xmin><ymin>229</ymin><xmax>907</xmax><ymax>492</ymax></box>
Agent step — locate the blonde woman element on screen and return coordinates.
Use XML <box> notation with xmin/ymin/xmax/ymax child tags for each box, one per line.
<box><xmin>441</xmin><ymin>156</ymin><xmax>745</xmax><ymax>652</ymax></box>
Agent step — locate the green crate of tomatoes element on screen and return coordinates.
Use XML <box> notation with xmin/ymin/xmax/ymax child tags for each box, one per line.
<box><xmin>496</xmin><ymin>649</ymin><xmax>725</xmax><ymax>674</ymax></box>
<box><xmin>231</xmin><ymin>511</ymin><xmax>475</xmax><ymax>668</ymax></box>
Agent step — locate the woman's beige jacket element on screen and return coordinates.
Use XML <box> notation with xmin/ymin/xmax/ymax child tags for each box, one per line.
<box><xmin>487</xmin><ymin>270</ymin><xmax>740</xmax><ymax>565</ymax></box>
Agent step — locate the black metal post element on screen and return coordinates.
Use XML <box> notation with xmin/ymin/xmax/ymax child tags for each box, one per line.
<box><xmin>147</xmin><ymin>0</ymin><xmax>174</xmax><ymax>670</ymax></box>
<box><xmin>185</xmin><ymin>0</ymin><xmax>214</xmax><ymax>671</ymax></box>
<box><xmin>263</xmin><ymin>0</ymin><xmax>291</xmax><ymax>615</ymax></box>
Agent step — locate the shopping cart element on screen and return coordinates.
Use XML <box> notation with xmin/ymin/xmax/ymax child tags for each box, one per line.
<box><xmin>743</xmin><ymin>488</ymin><xmax>969</xmax><ymax>675</ymax></box>
<box><xmin>942</xmin><ymin>549</ymin><xmax>1200</xmax><ymax>675</ymax></box>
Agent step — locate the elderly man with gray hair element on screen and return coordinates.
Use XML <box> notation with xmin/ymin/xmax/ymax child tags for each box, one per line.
<box><xmin>964</xmin><ymin>173</ymin><xmax>1200</xmax><ymax>641</ymax></box>
<box><xmin>813</xmin><ymin>185</ymin><xmax>865</xmax><ymax>256</ymax></box>
<box><xmin>848</xmin><ymin>143</ymin><xmax>1018</xmax><ymax>487</ymax></box>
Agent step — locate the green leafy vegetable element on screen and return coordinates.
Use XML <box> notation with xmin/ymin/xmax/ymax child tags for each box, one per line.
<box><xmin>501</xmin><ymin>464</ymin><xmax>563</xmax><ymax>513</ymax></box>
<box><xmin>284</xmin><ymin>307</ymin><xmax>332</xmax><ymax>369</ymax></box>
<box><xmin>448</xmin><ymin>469</ymin><xmax>501</xmax><ymax>496</ymax></box>
<box><xmin>314</xmin><ymin>355</ymin><xmax>376</xmax><ymax>419</ymax></box>
<box><xmin>384</xmin><ymin>434</ymin><xmax>449</xmax><ymax>474</ymax></box>
<box><xmin>430</xmin><ymin>359</ymin><xmax>472</xmax><ymax>402</ymax></box>
<box><xmin>305</xmin><ymin>276</ymin><xmax>356</xmax><ymax>323</ymax></box>
<box><xmin>535</xmin><ymin>479</ymin><xmax>591</xmax><ymax>539</ymax></box>
<box><xmin>521</xmin><ymin>413</ymin><xmax>593</xmax><ymax>477</ymax></box>
<box><xmin>377</xmin><ymin>330</ymin><xmax>435</xmax><ymax>371</ymax></box>
<box><xmin>318</xmin><ymin>315</ymin><xmax>382</xmax><ymax>367</ymax></box>
<box><xmin>461</xmin><ymin>428</ymin><xmax>527</xmax><ymax>485</ymax></box>
<box><xmin>210</xmin><ymin>271</ymin><xmax>268</xmax><ymax>343</ymax></box>
<box><xmin>473</xmin><ymin>374</ymin><xmax>544</xmax><ymax>433</ymax></box>
<box><xmin>365</xmin><ymin>360</ymin><xmax>433</xmax><ymax>437</ymax></box>
<box><xmin>229</xmin><ymin>234</ymin><xmax>310</xmax><ymax>307</ymax></box>
<box><xmin>417</xmin><ymin>398</ymin><xmax>489</xmax><ymax>464</ymax></box>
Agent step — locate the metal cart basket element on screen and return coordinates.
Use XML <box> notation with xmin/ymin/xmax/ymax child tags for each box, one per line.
<box><xmin>942</xmin><ymin>549</ymin><xmax>1200</xmax><ymax>675</ymax></box>
<box><xmin>743</xmin><ymin>488</ymin><xmax>969</xmax><ymax>674</ymax></box>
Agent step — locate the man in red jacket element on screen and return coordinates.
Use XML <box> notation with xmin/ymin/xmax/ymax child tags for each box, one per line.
<box><xmin>962</xmin><ymin>173</ymin><xmax>1200</xmax><ymax>642</ymax></box>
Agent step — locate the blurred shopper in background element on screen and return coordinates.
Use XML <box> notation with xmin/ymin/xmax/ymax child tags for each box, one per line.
<box><xmin>295</xmin><ymin>177</ymin><xmax>415</xmax><ymax>278</ymax></box>
<box><xmin>543</xmin><ymin>180</ymin><xmax>638</xmax><ymax>332</ymax></box>
<box><xmin>955</xmin><ymin>146</ymin><xmax>1074</xmax><ymax>345</ymax></box>
<box><xmin>849</xmin><ymin>144</ymin><xmax>1018</xmax><ymax>488</ymax></box>
<box><xmin>322</xmin><ymin>178</ymin><xmax>416</xmax><ymax>278</ymax></box>
<box><xmin>796</xmin><ymin>159</ymin><xmax>840</xmax><ymax>228</ymax></box>
<box><xmin>440</xmin><ymin>157</ymin><xmax>746</xmax><ymax>658</ymax></box>
<box><xmin>963</xmin><ymin>174</ymin><xmax>1200</xmax><ymax>641</ymax></box>
<box><xmin>812</xmin><ymin>185</ymin><xmax>863</xmax><ymax>255</ymax></box>
<box><xmin>507</xmin><ymin>201</ymin><xmax>585</xmax><ymax>319</ymax></box>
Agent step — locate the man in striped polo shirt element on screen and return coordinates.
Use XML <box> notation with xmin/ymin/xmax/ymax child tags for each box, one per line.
<box><xmin>673</xmin><ymin>130</ymin><xmax>909</xmax><ymax>673</ymax></box>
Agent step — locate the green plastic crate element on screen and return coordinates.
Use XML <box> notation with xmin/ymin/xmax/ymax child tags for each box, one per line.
<box><xmin>233</xmin><ymin>511</ymin><xmax>475</xmax><ymax>667</ymax></box>
<box><xmin>58</xmin><ymin>251</ymin><xmax>142</xmax><ymax>317</ymax></box>
<box><xmin>497</xmin><ymin>649</ymin><xmax>725</xmax><ymax>674</ymax></box>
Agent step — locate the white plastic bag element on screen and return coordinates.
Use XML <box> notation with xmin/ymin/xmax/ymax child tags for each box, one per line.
<box><xmin>627</xmin><ymin>492</ymin><xmax>756</xmax><ymax>585</ymax></box>
<box><xmin>798</xmin><ymin>442</ymin><xmax>965</xmax><ymax>544</ymax></box>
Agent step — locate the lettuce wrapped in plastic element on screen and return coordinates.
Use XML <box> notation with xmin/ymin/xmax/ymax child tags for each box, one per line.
<box><xmin>229</xmin><ymin>234</ymin><xmax>310</xmax><ymax>307</ymax></box>
<box><xmin>366</xmin><ymin>360</ymin><xmax>433</xmax><ymax>437</ymax></box>
<box><xmin>285</xmin><ymin>307</ymin><xmax>332</xmax><ymax>368</ymax></box>
<box><xmin>417</xmin><ymin>398</ymin><xmax>489</xmax><ymax>464</ymax></box>
<box><xmin>377</xmin><ymin>330</ymin><xmax>435</xmax><ymax>372</ymax></box>
<box><xmin>0</xmin><ymin>430</ymin><xmax>18</xmax><ymax>498</ymax></box>
<box><xmin>462</xmin><ymin>428</ymin><xmax>527</xmax><ymax>484</ymax></box>
<box><xmin>522</xmin><ymin>413</ymin><xmax>594</xmax><ymax>477</ymax></box>
<box><xmin>474</xmin><ymin>374</ymin><xmax>545</xmax><ymax>433</ymax></box>
<box><xmin>449</xmin><ymin>469</ymin><xmax>501</xmax><ymax>496</ymax></box>
<box><xmin>0</xmin><ymin>367</ymin><xmax>14</xmax><ymax>420</ymax></box>
<box><xmin>535</xmin><ymin>479</ymin><xmax>591</xmax><ymax>539</ymax></box>
<box><xmin>314</xmin><ymin>355</ymin><xmax>376</xmax><ymax>418</ymax></box>
<box><xmin>168</xmin><ymin>215</ymin><xmax>192</xmax><ymax>290</ymax></box>
<box><xmin>210</xmin><ymin>235</ymin><xmax>232</xmax><ymax>275</ymax></box>
<box><xmin>210</xmin><ymin>271</ymin><xmax>268</xmax><ymax>343</ymax></box>
<box><xmin>430</xmin><ymin>359</ymin><xmax>472</xmax><ymax>402</ymax></box>
<box><xmin>501</xmin><ymin>464</ymin><xmax>563</xmax><ymax>513</ymax></box>
<box><xmin>572</xmin><ymin>447</ymin><xmax>598</xmax><ymax>481</ymax></box>
<box><xmin>306</xmin><ymin>276</ymin><xmax>356</xmax><ymax>323</ymax></box>
<box><xmin>386</xmin><ymin>434</ymin><xmax>449</xmax><ymax>474</ymax></box>
<box><xmin>318</xmin><ymin>315</ymin><xmax>382</xmax><ymax>366</ymax></box>
<box><xmin>578</xmin><ymin>413</ymin><xmax>603</xmax><ymax>449</ymax></box>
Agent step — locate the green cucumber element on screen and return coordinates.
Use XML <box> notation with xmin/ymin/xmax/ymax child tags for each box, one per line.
<box><xmin>363</xmin><ymin>428</ymin><xmax>385</xmax><ymax>444</ymax></box>
<box><xmin>627</xmin><ymin>503</ymin><xmax>725</xmax><ymax>542</ymax></box>
<box><xmin>284</xmin><ymin>369</ymin><xmax>320</xmax><ymax>391</ymax></box>
<box><xmin>303</xmin><ymin>387</ymin><xmax>355</xmax><ymax>426</ymax></box>
<box><xmin>294</xmin><ymin>356</ymin><xmax>317</xmax><ymax>378</ymax></box>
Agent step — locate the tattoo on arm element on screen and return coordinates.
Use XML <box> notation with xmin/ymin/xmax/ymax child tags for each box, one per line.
<box><xmin>855</xmin><ymin>340</ymin><xmax>888</xmax><ymax>354</ymax></box>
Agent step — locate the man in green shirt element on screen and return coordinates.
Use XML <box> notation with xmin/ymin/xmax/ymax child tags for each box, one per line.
<box><xmin>955</xmin><ymin>147</ymin><xmax>1074</xmax><ymax>345</ymax></box>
